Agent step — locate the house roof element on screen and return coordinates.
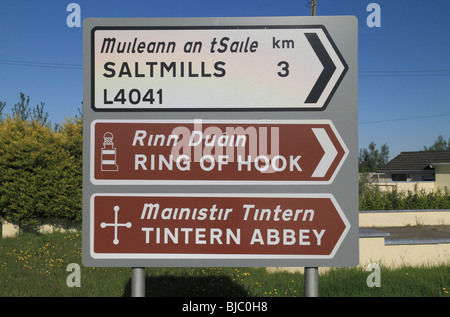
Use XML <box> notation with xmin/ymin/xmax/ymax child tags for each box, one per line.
<box><xmin>377</xmin><ymin>150</ymin><xmax>450</xmax><ymax>173</ymax></box>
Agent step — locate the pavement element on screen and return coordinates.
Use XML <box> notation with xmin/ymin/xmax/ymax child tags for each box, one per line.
<box><xmin>359</xmin><ymin>225</ymin><xmax>450</xmax><ymax>245</ymax></box>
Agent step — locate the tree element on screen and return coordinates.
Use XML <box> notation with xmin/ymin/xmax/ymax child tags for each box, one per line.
<box><xmin>0</xmin><ymin>101</ymin><xmax>5</xmax><ymax>120</ymax></box>
<box><xmin>359</xmin><ymin>142</ymin><xmax>389</xmax><ymax>172</ymax></box>
<box><xmin>11</xmin><ymin>92</ymin><xmax>32</xmax><ymax>121</ymax></box>
<box><xmin>11</xmin><ymin>92</ymin><xmax>50</xmax><ymax>126</ymax></box>
<box><xmin>423</xmin><ymin>135</ymin><xmax>450</xmax><ymax>151</ymax></box>
<box><xmin>32</xmin><ymin>102</ymin><xmax>50</xmax><ymax>126</ymax></box>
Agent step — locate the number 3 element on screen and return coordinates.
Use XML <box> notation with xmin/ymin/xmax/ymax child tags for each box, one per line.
<box><xmin>277</xmin><ymin>61</ymin><xmax>289</xmax><ymax>77</ymax></box>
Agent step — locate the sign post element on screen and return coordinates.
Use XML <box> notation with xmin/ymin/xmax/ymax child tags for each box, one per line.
<box><xmin>304</xmin><ymin>267</ymin><xmax>319</xmax><ymax>297</ymax></box>
<box><xmin>82</xmin><ymin>16</ymin><xmax>358</xmax><ymax>295</ymax></box>
<box><xmin>131</xmin><ymin>267</ymin><xmax>145</xmax><ymax>297</ymax></box>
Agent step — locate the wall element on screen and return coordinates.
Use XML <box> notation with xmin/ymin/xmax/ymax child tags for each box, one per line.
<box><xmin>371</xmin><ymin>181</ymin><xmax>435</xmax><ymax>193</ymax></box>
<box><xmin>356</xmin><ymin>234</ymin><xmax>450</xmax><ymax>269</ymax></box>
<box><xmin>1</xmin><ymin>222</ymin><xmax>19</xmax><ymax>238</ymax></box>
<box><xmin>359</xmin><ymin>209</ymin><xmax>450</xmax><ymax>227</ymax></box>
<box><xmin>269</xmin><ymin>209</ymin><xmax>450</xmax><ymax>274</ymax></box>
<box><xmin>1</xmin><ymin>218</ymin><xmax>81</xmax><ymax>238</ymax></box>
<box><xmin>435</xmin><ymin>165</ymin><xmax>450</xmax><ymax>189</ymax></box>
<box><xmin>269</xmin><ymin>236</ymin><xmax>450</xmax><ymax>274</ymax></box>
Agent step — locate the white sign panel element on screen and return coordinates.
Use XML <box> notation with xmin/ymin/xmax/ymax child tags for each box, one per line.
<box><xmin>92</xmin><ymin>26</ymin><xmax>347</xmax><ymax>111</ymax></box>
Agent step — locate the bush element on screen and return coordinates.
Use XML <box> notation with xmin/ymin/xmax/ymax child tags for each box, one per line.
<box><xmin>359</xmin><ymin>182</ymin><xmax>450</xmax><ymax>211</ymax></box>
<box><xmin>0</xmin><ymin>116</ymin><xmax>82</xmax><ymax>226</ymax></box>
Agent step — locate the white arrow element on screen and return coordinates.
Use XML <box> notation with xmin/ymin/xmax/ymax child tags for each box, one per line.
<box><xmin>311</xmin><ymin>128</ymin><xmax>338</xmax><ymax>178</ymax></box>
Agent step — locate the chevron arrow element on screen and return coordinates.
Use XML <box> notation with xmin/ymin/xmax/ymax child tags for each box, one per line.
<box><xmin>311</xmin><ymin>128</ymin><xmax>338</xmax><ymax>178</ymax></box>
<box><xmin>305</xmin><ymin>33</ymin><xmax>337</xmax><ymax>105</ymax></box>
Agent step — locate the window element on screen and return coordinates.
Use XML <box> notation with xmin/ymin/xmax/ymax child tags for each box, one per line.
<box><xmin>391</xmin><ymin>174</ymin><xmax>407</xmax><ymax>181</ymax></box>
<box><xmin>422</xmin><ymin>175</ymin><xmax>435</xmax><ymax>182</ymax></box>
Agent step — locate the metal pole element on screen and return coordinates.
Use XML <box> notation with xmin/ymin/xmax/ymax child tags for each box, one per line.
<box><xmin>304</xmin><ymin>0</ymin><xmax>321</xmax><ymax>277</ymax></box>
<box><xmin>310</xmin><ymin>0</ymin><xmax>317</xmax><ymax>16</ymax></box>
<box><xmin>131</xmin><ymin>267</ymin><xmax>146</xmax><ymax>297</ymax></box>
<box><xmin>304</xmin><ymin>267</ymin><xmax>319</xmax><ymax>297</ymax></box>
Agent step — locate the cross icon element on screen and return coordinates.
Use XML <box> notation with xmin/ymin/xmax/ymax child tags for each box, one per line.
<box><xmin>100</xmin><ymin>205</ymin><xmax>132</xmax><ymax>245</ymax></box>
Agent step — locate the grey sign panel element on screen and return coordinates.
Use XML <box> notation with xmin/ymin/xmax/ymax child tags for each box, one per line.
<box><xmin>82</xmin><ymin>16</ymin><xmax>358</xmax><ymax>267</ymax></box>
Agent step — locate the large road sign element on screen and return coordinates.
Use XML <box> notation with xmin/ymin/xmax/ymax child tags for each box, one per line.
<box><xmin>82</xmin><ymin>16</ymin><xmax>358</xmax><ymax>267</ymax></box>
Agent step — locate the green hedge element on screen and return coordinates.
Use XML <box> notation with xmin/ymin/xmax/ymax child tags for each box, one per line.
<box><xmin>359</xmin><ymin>183</ymin><xmax>450</xmax><ymax>211</ymax></box>
<box><xmin>0</xmin><ymin>117</ymin><xmax>82</xmax><ymax>226</ymax></box>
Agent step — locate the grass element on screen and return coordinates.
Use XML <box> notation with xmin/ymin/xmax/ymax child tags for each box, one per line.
<box><xmin>0</xmin><ymin>231</ymin><xmax>449</xmax><ymax>297</ymax></box>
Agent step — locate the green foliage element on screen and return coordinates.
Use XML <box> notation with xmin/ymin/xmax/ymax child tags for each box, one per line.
<box><xmin>11</xmin><ymin>92</ymin><xmax>51</xmax><ymax>126</ymax></box>
<box><xmin>423</xmin><ymin>135</ymin><xmax>450</xmax><ymax>151</ymax></box>
<box><xmin>360</xmin><ymin>183</ymin><xmax>450</xmax><ymax>211</ymax></box>
<box><xmin>0</xmin><ymin>101</ymin><xmax>5</xmax><ymax>120</ymax></box>
<box><xmin>0</xmin><ymin>112</ymin><xmax>82</xmax><ymax>225</ymax></box>
<box><xmin>359</xmin><ymin>141</ymin><xmax>389</xmax><ymax>172</ymax></box>
<box><xmin>11</xmin><ymin>92</ymin><xmax>32</xmax><ymax>122</ymax></box>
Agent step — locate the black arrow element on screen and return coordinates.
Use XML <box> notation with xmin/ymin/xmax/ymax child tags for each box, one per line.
<box><xmin>304</xmin><ymin>32</ymin><xmax>337</xmax><ymax>104</ymax></box>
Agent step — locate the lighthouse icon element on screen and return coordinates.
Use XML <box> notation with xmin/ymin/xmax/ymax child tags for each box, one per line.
<box><xmin>101</xmin><ymin>132</ymin><xmax>119</xmax><ymax>171</ymax></box>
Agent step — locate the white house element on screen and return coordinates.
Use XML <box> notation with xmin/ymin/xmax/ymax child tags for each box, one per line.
<box><xmin>372</xmin><ymin>150</ymin><xmax>450</xmax><ymax>192</ymax></box>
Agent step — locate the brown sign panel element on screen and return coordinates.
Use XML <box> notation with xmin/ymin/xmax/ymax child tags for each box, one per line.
<box><xmin>91</xmin><ymin>120</ymin><xmax>348</xmax><ymax>185</ymax></box>
<box><xmin>89</xmin><ymin>193</ymin><xmax>349</xmax><ymax>260</ymax></box>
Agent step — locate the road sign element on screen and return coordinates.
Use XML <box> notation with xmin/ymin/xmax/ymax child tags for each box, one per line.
<box><xmin>91</xmin><ymin>25</ymin><xmax>347</xmax><ymax>111</ymax></box>
<box><xmin>82</xmin><ymin>16</ymin><xmax>358</xmax><ymax>268</ymax></box>
<box><xmin>89</xmin><ymin>193</ymin><xmax>349</xmax><ymax>262</ymax></box>
<box><xmin>90</xmin><ymin>119</ymin><xmax>348</xmax><ymax>185</ymax></box>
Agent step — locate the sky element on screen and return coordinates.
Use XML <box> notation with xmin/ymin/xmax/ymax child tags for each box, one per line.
<box><xmin>0</xmin><ymin>0</ymin><xmax>449</xmax><ymax>159</ymax></box>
